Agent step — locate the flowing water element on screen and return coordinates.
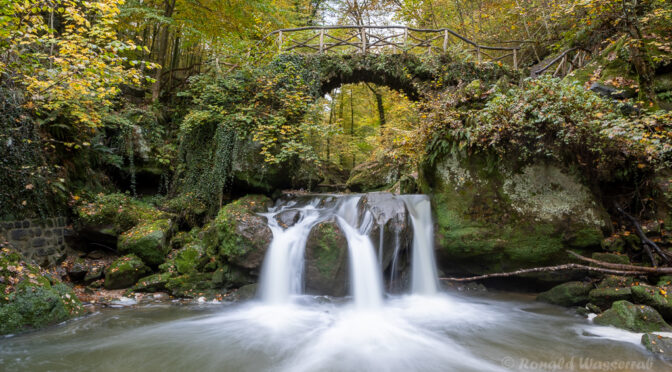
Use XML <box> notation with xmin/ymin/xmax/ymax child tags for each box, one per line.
<box><xmin>1</xmin><ymin>193</ymin><xmax>671</xmax><ymax>371</ymax></box>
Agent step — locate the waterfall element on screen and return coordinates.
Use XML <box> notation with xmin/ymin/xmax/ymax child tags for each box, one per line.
<box><xmin>403</xmin><ymin>195</ymin><xmax>439</xmax><ymax>295</ymax></box>
<box><xmin>257</xmin><ymin>193</ymin><xmax>439</xmax><ymax>305</ymax></box>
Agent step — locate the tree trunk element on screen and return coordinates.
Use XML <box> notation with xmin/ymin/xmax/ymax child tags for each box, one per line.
<box><xmin>151</xmin><ymin>0</ymin><xmax>176</xmax><ymax>103</ymax></box>
<box><xmin>623</xmin><ymin>0</ymin><xmax>656</xmax><ymax>104</ymax></box>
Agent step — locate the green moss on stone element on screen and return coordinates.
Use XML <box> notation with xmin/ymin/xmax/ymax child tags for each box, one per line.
<box><xmin>631</xmin><ymin>285</ymin><xmax>672</xmax><ymax>321</ymax></box>
<box><xmin>131</xmin><ymin>273</ymin><xmax>172</xmax><ymax>292</ymax></box>
<box><xmin>588</xmin><ymin>287</ymin><xmax>633</xmax><ymax>310</ymax></box>
<box><xmin>117</xmin><ymin>219</ymin><xmax>171</xmax><ymax>266</ymax></box>
<box><xmin>592</xmin><ymin>252</ymin><xmax>631</xmax><ymax>265</ymax></box>
<box><xmin>0</xmin><ymin>247</ymin><xmax>85</xmax><ymax>335</ymax></box>
<box><xmin>594</xmin><ymin>300</ymin><xmax>672</xmax><ymax>332</ymax></box>
<box><xmin>104</xmin><ymin>254</ymin><xmax>151</xmax><ymax>290</ymax></box>
<box><xmin>76</xmin><ymin>193</ymin><xmax>167</xmax><ymax>234</ymax></box>
<box><xmin>537</xmin><ymin>281</ymin><xmax>594</xmax><ymax>306</ymax></box>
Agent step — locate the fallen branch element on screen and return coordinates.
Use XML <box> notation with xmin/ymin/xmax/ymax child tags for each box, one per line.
<box><xmin>615</xmin><ymin>203</ymin><xmax>672</xmax><ymax>265</ymax></box>
<box><xmin>568</xmin><ymin>251</ymin><xmax>672</xmax><ymax>273</ymax></box>
<box><xmin>440</xmin><ymin>263</ymin><xmax>643</xmax><ymax>282</ymax></box>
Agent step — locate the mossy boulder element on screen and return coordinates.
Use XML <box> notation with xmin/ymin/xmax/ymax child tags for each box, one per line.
<box><xmin>160</xmin><ymin>242</ymin><xmax>208</xmax><ymax>276</ymax></box>
<box><xmin>657</xmin><ymin>276</ymin><xmax>672</xmax><ymax>287</ymax></box>
<box><xmin>165</xmin><ymin>272</ymin><xmax>216</xmax><ymax>298</ymax></box>
<box><xmin>594</xmin><ymin>300</ymin><xmax>672</xmax><ymax>332</ymax></box>
<box><xmin>104</xmin><ymin>254</ymin><xmax>151</xmax><ymax>290</ymax></box>
<box><xmin>212</xmin><ymin>265</ymin><xmax>253</xmax><ymax>288</ymax></box>
<box><xmin>0</xmin><ymin>246</ymin><xmax>86</xmax><ymax>335</ymax></box>
<box><xmin>75</xmin><ymin>193</ymin><xmax>167</xmax><ymax>235</ymax></box>
<box><xmin>537</xmin><ymin>281</ymin><xmax>594</xmax><ymax>306</ymax></box>
<box><xmin>427</xmin><ymin>153</ymin><xmax>608</xmax><ymax>276</ymax></box>
<box><xmin>131</xmin><ymin>273</ymin><xmax>172</xmax><ymax>292</ymax></box>
<box><xmin>305</xmin><ymin>220</ymin><xmax>349</xmax><ymax>296</ymax></box>
<box><xmin>597</xmin><ymin>275</ymin><xmax>635</xmax><ymax>288</ymax></box>
<box><xmin>591</xmin><ymin>252</ymin><xmax>631</xmax><ymax>265</ymax></box>
<box><xmin>588</xmin><ymin>287</ymin><xmax>633</xmax><ymax>310</ymax></box>
<box><xmin>203</xmin><ymin>195</ymin><xmax>273</xmax><ymax>270</ymax></box>
<box><xmin>631</xmin><ymin>285</ymin><xmax>672</xmax><ymax>321</ymax></box>
<box><xmin>642</xmin><ymin>333</ymin><xmax>672</xmax><ymax>360</ymax></box>
<box><xmin>117</xmin><ymin>219</ymin><xmax>172</xmax><ymax>266</ymax></box>
<box><xmin>346</xmin><ymin>157</ymin><xmax>408</xmax><ymax>192</ymax></box>
<box><xmin>236</xmin><ymin>283</ymin><xmax>258</xmax><ymax>301</ymax></box>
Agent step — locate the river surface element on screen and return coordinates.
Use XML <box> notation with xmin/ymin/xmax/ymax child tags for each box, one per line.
<box><xmin>1</xmin><ymin>292</ymin><xmax>670</xmax><ymax>372</ymax></box>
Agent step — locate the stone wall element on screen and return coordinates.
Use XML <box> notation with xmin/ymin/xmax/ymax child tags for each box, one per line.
<box><xmin>0</xmin><ymin>217</ymin><xmax>67</xmax><ymax>266</ymax></box>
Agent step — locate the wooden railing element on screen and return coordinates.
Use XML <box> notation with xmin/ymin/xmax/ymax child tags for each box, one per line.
<box><xmin>262</xmin><ymin>26</ymin><xmax>523</xmax><ymax>68</ymax></box>
<box><xmin>531</xmin><ymin>48</ymin><xmax>591</xmax><ymax>77</ymax></box>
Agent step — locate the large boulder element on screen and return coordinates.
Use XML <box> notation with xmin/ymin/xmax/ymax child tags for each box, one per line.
<box><xmin>203</xmin><ymin>195</ymin><xmax>273</xmax><ymax>270</ymax></box>
<box><xmin>642</xmin><ymin>333</ymin><xmax>672</xmax><ymax>360</ymax></box>
<box><xmin>0</xmin><ymin>245</ymin><xmax>86</xmax><ymax>335</ymax></box>
<box><xmin>74</xmin><ymin>194</ymin><xmax>169</xmax><ymax>251</ymax></box>
<box><xmin>104</xmin><ymin>254</ymin><xmax>151</xmax><ymax>290</ymax></box>
<box><xmin>537</xmin><ymin>281</ymin><xmax>593</xmax><ymax>306</ymax></box>
<box><xmin>593</xmin><ymin>300</ymin><xmax>672</xmax><ymax>332</ymax></box>
<box><xmin>346</xmin><ymin>157</ymin><xmax>408</xmax><ymax>192</ymax></box>
<box><xmin>631</xmin><ymin>285</ymin><xmax>672</xmax><ymax>321</ymax></box>
<box><xmin>356</xmin><ymin>193</ymin><xmax>412</xmax><ymax>274</ymax></box>
<box><xmin>426</xmin><ymin>153</ymin><xmax>609</xmax><ymax>276</ymax></box>
<box><xmin>588</xmin><ymin>287</ymin><xmax>633</xmax><ymax>310</ymax></box>
<box><xmin>117</xmin><ymin>219</ymin><xmax>172</xmax><ymax>266</ymax></box>
<box><xmin>304</xmin><ymin>220</ymin><xmax>349</xmax><ymax>296</ymax></box>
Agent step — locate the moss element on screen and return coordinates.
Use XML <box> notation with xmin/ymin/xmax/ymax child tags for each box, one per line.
<box><xmin>598</xmin><ymin>275</ymin><xmax>635</xmax><ymax>288</ymax></box>
<box><xmin>163</xmin><ymin>193</ymin><xmax>208</xmax><ymax>229</ymax></box>
<box><xmin>75</xmin><ymin>193</ymin><xmax>168</xmax><ymax>234</ymax></box>
<box><xmin>588</xmin><ymin>287</ymin><xmax>633</xmax><ymax>310</ymax></box>
<box><xmin>165</xmin><ymin>272</ymin><xmax>216</xmax><ymax>298</ymax></box>
<box><xmin>537</xmin><ymin>281</ymin><xmax>594</xmax><ymax>306</ymax></box>
<box><xmin>591</xmin><ymin>252</ymin><xmax>631</xmax><ymax>265</ymax></box>
<box><xmin>311</xmin><ymin>223</ymin><xmax>343</xmax><ymax>277</ymax></box>
<box><xmin>594</xmin><ymin>300</ymin><xmax>672</xmax><ymax>332</ymax></box>
<box><xmin>0</xmin><ymin>247</ymin><xmax>85</xmax><ymax>335</ymax></box>
<box><xmin>131</xmin><ymin>273</ymin><xmax>172</xmax><ymax>292</ymax></box>
<box><xmin>202</xmin><ymin>195</ymin><xmax>272</xmax><ymax>263</ymax></box>
<box><xmin>117</xmin><ymin>219</ymin><xmax>171</xmax><ymax>266</ymax></box>
<box><xmin>641</xmin><ymin>333</ymin><xmax>672</xmax><ymax>358</ymax></box>
<box><xmin>631</xmin><ymin>285</ymin><xmax>672</xmax><ymax>321</ymax></box>
<box><xmin>104</xmin><ymin>254</ymin><xmax>151</xmax><ymax>289</ymax></box>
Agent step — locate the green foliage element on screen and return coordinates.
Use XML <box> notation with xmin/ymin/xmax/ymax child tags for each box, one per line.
<box><xmin>0</xmin><ymin>245</ymin><xmax>85</xmax><ymax>335</ymax></box>
<box><xmin>75</xmin><ymin>193</ymin><xmax>167</xmax><ymax>233</ymax></box>
<box><xmin>427</xmin><ymin>76</ymin><xmax>672</xmax><ymax>181</ymax></box>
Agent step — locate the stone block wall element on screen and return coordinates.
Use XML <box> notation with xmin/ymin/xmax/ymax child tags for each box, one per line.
<box><xmin>0</xmin><ymin>217</ymin><xmax>68</xmax><ymax>266</ymax></box>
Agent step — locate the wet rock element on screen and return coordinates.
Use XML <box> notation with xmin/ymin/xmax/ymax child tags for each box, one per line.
<box><xmin>275</xmin><ymin>209</ymin><xmax>301</xmax><ymax>229</ymax></box>
<box><xmin>588</xmin><ymin>287</ymin><xmax>633</xmax><ymax>310</ymax></box>
<box><xmin>83</xmin><ymin>266</ymin><xmax>104</xmax><ymax>284</ymax></box>
<box><xmin>67</xmin><ymin>258</ymin><xmax>89</xmax><ymax>282</ymax></box>
<box><xmin>631</xmin><ymin>285</ymin><xmax>672</xmax><ymax>321</ymax></box>
<box><xmin>203</xmin><ymin>195</ymin><xmax>273</xmax><ymax>270</ymax></box>
<box><xmin>212</xmin><ymin>265</ymin><xmax>253</xmax><ymax>288</ymax></box>
<box><xmin>304</xmin><ymin>220</ymin><xmax>349</xmax><ymax>297</ymax></box>
<box><xmin>236</xmin><ymin>283</ymin><xmax>258</xmax><ymax>301</ymax></box>
<box><xmin>641</xmin><ymin>333</ymin><xmax>672</xmax><ymax>360</ymax></box>
<box><xmin>117</xmin><ymin>219</ymin><xmax>172</xmax><ymax>266</ymax></box>
<box><xmin>104</xmin><ymin>254</ymin><xmax>151</xmax><ymax>290</ymax></box>
<box><xmin>356</xmin><ymin>193</ymin><xmax>412</xmax><ymax>273</ymax></box>
<box><xmin>594</xmin><ymin>300</ymin><xmax>672</xmax><ymax>332</ymax></box>
<box><xmin>537</xmin><ymin>281</ymin><xmax>593</xmax><ymax>306</ymax></box>
<box><xmin>589</xmin><ymin>82</ymin><xmax>636</xmax><ymax>99</ymax></box>
<box><xmin>657</xmin><ymin>276</ymin><xmax>672</xmax><ymax>287</ymax></box>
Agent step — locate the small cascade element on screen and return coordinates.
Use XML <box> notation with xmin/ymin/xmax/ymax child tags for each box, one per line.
<box><xmin>257</xmin><ymin>193</ymin><xmax>440</xmax><ymax>305</ymax></box>
<box><xmin>403</xmin><ymin>195</ymin><xmax>439</xmax><ymax>295</ymax></box>
<box><xmin>337</xmin><ymin>217</ymin><xmax>384</xmax><ymax>309</ymax></box>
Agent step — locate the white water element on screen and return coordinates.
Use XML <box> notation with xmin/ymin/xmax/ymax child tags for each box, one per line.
<box><xmin>337</xmin><ymin>217</ymin><xmax>384</xmax><ymax>309</ymax></box>
<box><xmin>257</xmin><ymin>193</ymin><xmax>439</xmax><ymax>304</ymax></box>
<box><xmin>402</xmin><ymin>195</ymin><xmax>439</xmax><ymax>295</ymax></box>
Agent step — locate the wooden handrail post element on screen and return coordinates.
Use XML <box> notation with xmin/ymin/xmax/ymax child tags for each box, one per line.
<box><xmin>278</xmin><ymin>31</ymin><xmax>283</xmax><ymax>53</ymax></box>
<box><xmin>513</xmin><ymin>48</ymin><xmax>518</xmax><ymax>69</ymax></box>
<box><xmin>360</xmin><ymin>27</ymin><xmax>366</xmax><ymax>54</ymax></box>
<box><xmin>443</xmin><ymin>29</ymin><xmax>448</xmax><ymax>53</ymax></box>
<box><xmin>319</xmin><ymin>29</ymin><xmax>324</xmax><ymax>54</ymax></box>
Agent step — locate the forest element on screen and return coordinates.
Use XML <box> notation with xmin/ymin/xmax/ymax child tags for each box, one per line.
<box><xmin>2</xmin><ymin>0</ymin><xmax>672</xmax><ymax>370</ymax></box>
